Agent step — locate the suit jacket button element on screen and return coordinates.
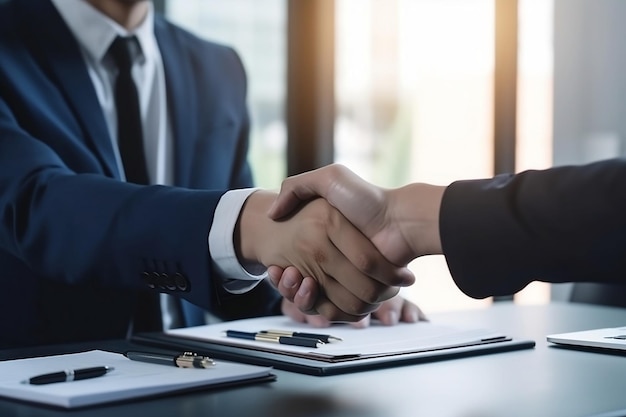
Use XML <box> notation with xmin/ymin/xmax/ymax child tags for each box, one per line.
<box><xmin>154</xmin><ymin>271</ymin><xmax>166</xmax><ymax>290</ymax></box>
<box><xmin>143</xmin><ymin>271</ymin><xmax>156</xmax><ymax>289</ymax></box>
<box><xmin>175</xmin><ymin>273</ymin><xmax>189</xmax><ymax>291</ymax></box>
<box><xmin>163</xmin><ymin>273</ymin><xmax>177</xmax><ymax>291</ymax></box>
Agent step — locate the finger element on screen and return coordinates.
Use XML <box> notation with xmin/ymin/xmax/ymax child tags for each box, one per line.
<box><xmin>398</xmin><ymin>300</ymin><xmax>420</xmax><ymax>323</ymax></box>
<box><xmin>350</xmin><ymin>314</ymin><xmax>371</xmax><ymax>329</ymax></box>
<box><xmin>268</xmin><ymin>169</ymin><xmax>335</xmax><ymax>220</ymax></box>
<box><xmin>277</xmin><ymin>207</ymin><xmax>387</xmax><ymax>318</ymax></box>
<box><xmin>281</xmin><ymin>298</ymin><xmax>308</xmax><ymax>323</ymax></box>
<box><xmin>332</xmin><ymin>211</ymin><xmax>415</xmax><ymax>289</ymax></box>
<box><xmin>267</xmin><ymin>197</ymin><xmax>399</xmax><ymax>321</ymax></box>
<box><xmin>314</xmin><ymin>296</ymin><xmax>371</xmax><ymax>323</ymax></box>
<box><xmin>311</xmin><ymin>259</ymin><xmax>384</xmax><ymax>318</ymax></box>
<box><xmin>290</xmin><ymin>215</ymin><xmax>398</xmax><ymax>318</ymax></box>
<box><xmin>371</xmin><ymin>297</ymin><xmax>403</xmax><ymax>326</ymax></box>
<box><xmin>325</xmin><ymin>210</ymin><xmax>414</xmax><ymax>297</ymax></box>
<box><xmin>270</xmin><ymin>165</ymin><xmax>387</xmax><ymax>243</ymax></box>
<box><xmin>372</xmin><ymin>297</ymin><xmax>428</xmax><ymax>325</ymax></box>
<box><xmin>292</xmin><ymin>277</ymin><xmax>320</xmax><ymax>315</ymax></box>
<box><xmin>291</xmin><ymin>277</ymin><xmax>374</xmax><ymax>323</ymax></box>
<box><xmin>296</xmin><ymin>275</ymin><xmax>375</xmax><ymax>323</ymax></box>
<box><xmin>411</xmin><ymin>303</ymin><xmax>429</xmax><ymax>322</ymax></box>
<box><xmin>301</xmin><ymin>314</ymin><xmax>332</xmax><ymax>328</ymax></box>
<box><xmin>275</xmin><ymin>266</ymin><xmax>306</xmax><ymax>302</ymax></box>
<box><xmin>267</xmin><ymin>265</ymin><xmax>284</xmax><ymax>288</ymax></box>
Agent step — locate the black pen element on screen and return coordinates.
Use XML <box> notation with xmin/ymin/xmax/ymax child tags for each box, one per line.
<box><xmin>22</xmin><ymin>366</ymin><xmax>114</xmax><ymax>385</ymax></box>
<box><xmin>260</xmin><ymin>329</ymin><xmax>342</xmax><ymax>343</ymax></box>
<box><xmin>225</xmin><ymin>330</ymin><xmax>324</xmax><ymax>348</ymax></box>
<box><xmin>124</xmin><ymin>351</ymin><xmax>215</xmax><ymax>368</ymax></box>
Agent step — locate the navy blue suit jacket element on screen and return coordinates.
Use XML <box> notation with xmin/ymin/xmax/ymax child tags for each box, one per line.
<box><xmin>0</xmin><ymin>0</ymin><xmax>280</xmax><ymax>348</ymax></box>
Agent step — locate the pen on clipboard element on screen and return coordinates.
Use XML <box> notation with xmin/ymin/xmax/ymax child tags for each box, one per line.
<box><xmin>259</xmin><ymin>329</ymin><xmax>342</xmax><ymax>343</ymax></box>
<box><xmin>124</xmin><ymin>351</ymin><xmax>215</xmax><ymax>368</ymax></box>
<box><xmin>22</xmin><ymin>366</ymin><xmax>114</xmax><ymax>385</ymax></box>
<box><xmin>225</xmin><ymin>330</ymin><xmax>325</xmax><ymax>348</ymax></box>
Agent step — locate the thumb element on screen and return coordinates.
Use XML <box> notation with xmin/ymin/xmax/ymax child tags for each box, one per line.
<box><xmin>268</xmin><ymin>168</ymin><xmax>336</xmax><ymax>219</ymax></box>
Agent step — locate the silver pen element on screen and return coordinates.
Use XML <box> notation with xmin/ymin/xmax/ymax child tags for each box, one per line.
<box><xmin>22</xmin><ymin>366</ymin><xmax>114</xmax><ymax>385</ymax></box>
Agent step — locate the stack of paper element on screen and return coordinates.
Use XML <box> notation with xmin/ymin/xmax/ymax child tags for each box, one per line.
<box><xmin>167</xmin><ymin>316</ymin><xmax>516</xmax><ymax>362</ymax></box>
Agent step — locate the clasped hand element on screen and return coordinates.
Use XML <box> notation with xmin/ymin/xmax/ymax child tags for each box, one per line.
<box><xmin>262</xmin><ymin>164</ymin><xmax>441</xmax><ymax>325</ymax></box>
<box><xmin>238</xmin><ymin>189</ymin><xmax>416</xmax><ymax>323</ymax></box>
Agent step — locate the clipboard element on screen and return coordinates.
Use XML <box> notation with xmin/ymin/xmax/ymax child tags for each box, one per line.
<box><xmin>0</xmin><ymin>350</ymin><xmax>275</xmax><ymax>408</ymax></box>
<box><xmin>133</xmin><ymin>316</ymin><xmax>535</xmax><ymax>376</ymax></box>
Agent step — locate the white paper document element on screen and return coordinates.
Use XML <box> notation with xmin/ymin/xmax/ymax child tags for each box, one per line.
<box><xmin>167</xmin><ymin>316</ymin><xmax>509</xmax><ymax>362</ymax></box>
<box><xmin>0</xmin><ymin>350</ymin><xmax>272</xmax><ymax>408</ymax></box>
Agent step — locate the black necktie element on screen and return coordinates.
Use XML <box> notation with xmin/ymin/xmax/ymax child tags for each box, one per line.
<box><xmin>109</xmin><ymin>36</ymin><xmax>161</xmax><ymax>333</ymax></box>
<box><xmin>108</xmin><ymin>36</ymin><xmax>149</xmax><ymax>185</ymax></box>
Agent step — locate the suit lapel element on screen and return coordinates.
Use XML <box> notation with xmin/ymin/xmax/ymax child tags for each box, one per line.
<box><xmin>21</xmin><ymin>0</ymin><xmax>120</xmax><ymax>179</ymax></box>
<box><xmin>154</xmin><ymin>18</ymin><xmax>196</xmax><ymax>187</ymax></box>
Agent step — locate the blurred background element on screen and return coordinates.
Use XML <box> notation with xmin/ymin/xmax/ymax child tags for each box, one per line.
<box><xmin>158</xmin><ymin>0</ymin><xmax>626</xmax><ymax>314</ymax></box>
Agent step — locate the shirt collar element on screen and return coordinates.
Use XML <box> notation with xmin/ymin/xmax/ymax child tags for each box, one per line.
<box><xmin>50</xmin><ymin>0</ymin><xmax>158</xmax><ymax>65</ymax></box>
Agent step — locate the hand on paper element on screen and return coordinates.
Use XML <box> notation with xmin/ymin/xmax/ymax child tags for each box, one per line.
<box><xmin>280</xmin><ymin>290</ymin><xmax>426</xmax><ymax>328</ymax></box>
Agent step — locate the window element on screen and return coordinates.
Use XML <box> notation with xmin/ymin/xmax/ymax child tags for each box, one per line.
<box><xmin>166</xmin><ymin>0</ymin><xmax>554</xmax><ymax>312</ymax></box>
<box><xmin>513</xmin><ymin>0</ymin><xmax>553</xmax><ymax>305</ymax></box>
<box><xmin>335</xmin><ymin>0</ymin><xmax>553</xmax><ymax>312</ymax></box>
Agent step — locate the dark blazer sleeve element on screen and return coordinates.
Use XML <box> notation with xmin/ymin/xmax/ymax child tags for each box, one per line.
<box><xmin>439</xmin><ymin>158</ymin><xmax>626</xmax><ymax>298</ymax></box>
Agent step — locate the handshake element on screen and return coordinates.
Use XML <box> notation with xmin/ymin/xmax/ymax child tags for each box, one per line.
<box><xmin>238</xmin><ymin>160</ymin><xmax>624</xmax><ymax>326</ymax></box>
<box><xmin>238</xmin><ymin>164</ymin><xmax>445</xmax><ymax>326</ymax></box>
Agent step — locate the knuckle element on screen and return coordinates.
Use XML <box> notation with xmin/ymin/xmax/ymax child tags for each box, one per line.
<box><xmin>380</xmin><ymin>286</ymin><xmax>400</xmax><ymax>302</ymax></box>
<box><xmin>312</xmin><ymin>248</ymin><xmax>327</xmax><ymax>264</ymax></box>
<box><xmin>346</xmin><ymin>298</ymin><xmax>379</xmax><ymax>316</ymax></box>
<box><xmin>326</xmin><ymin>311</ymin><xmax>349</xmax><ymax>322</ymax></box>
<box><xmin>316</xmin><ymin>305</ymin><xmax>346</xmax><ymax>322</ymax></box>
<box><xmin>294</xmin><ymin>239</ymin><xmax>327</xmax><ymax>266</ymax></box>
<box><xmin>329</xmin><ymin>163</ymin><xmax>347</xmax><ymax>178</ymax></box>
<box><xmin>382</xmin><ymin>274</ymin><xmax>407</xmax><ymax>287</ymax></box>
<box><xmin>315</xmin><ymin>298</ymin><xmax>371</xmax><ymax>323</ymax></box>
<box><xmin>353</xmin><ymin>252</ymin><xmax>376</xmax><ymax>275</ymax></box>
<box><xmin>278</xmin><ymin>287</ymin><xmax>296</xmax><ymax>300</ymax></box>
<box><xmin>312</xmin><ymin>199</ymin><xmax>338</xmax><ymax>226</ymax></box>
<box><xmin>359</xmin><ymin>285</ymin><xmax>385</xmax><ymax>304</ymax></box>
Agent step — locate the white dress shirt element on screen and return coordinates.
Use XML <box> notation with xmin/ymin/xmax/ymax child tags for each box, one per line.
<box><xmin>50</xmin><ymin>0</ymin><xmax>266</xmax><ymax>324</ymax></box>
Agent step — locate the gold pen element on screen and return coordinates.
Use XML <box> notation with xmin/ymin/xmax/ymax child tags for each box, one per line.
<box><xmin>225</xmin><ymin>330</ymin><xmax>325</xmax><ymax>348</ymax></box>
<box><xmin>124</xmin><ymin>351</ymin><xmax>215</xmax><ymax>368</ymax></box>
<box><xmin>260</xmin><ymin>329</ymin><xmax>342</xmax><ymax>343</ymax></box>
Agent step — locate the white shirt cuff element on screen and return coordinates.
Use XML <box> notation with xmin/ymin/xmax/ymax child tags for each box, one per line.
<box><xmin>208</xmin><ymin>188</ymin><xmax>268</xmax><ymax>294</ymax></box>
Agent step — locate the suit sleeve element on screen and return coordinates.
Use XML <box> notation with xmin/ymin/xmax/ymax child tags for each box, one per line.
<box><xmin>0</xmin><ymin>96</ymin><xmax>224</xmax><ymax>312</ymax></box>
<box><xmin>439</xmin><ymin>158</ymin><xmax>626</xmax><ymax>298</ymax></box>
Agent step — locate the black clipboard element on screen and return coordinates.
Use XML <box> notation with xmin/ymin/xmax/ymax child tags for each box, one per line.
<box><xmin>133</xmin><ymin>332</ymin><xmax>535</xmax><ymax>376</ymax></box>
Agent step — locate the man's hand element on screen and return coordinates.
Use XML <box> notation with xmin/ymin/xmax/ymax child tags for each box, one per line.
<box><xmin>238</xmin><ymin>190</ymin><xmax>415</xmax><ymax>322</ymax></box>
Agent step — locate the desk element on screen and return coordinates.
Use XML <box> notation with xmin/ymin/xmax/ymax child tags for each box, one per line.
<box><xmin>2</xmin><ymin>302</ymin><xmax>626</xmax><ymax>417</ymax></box>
